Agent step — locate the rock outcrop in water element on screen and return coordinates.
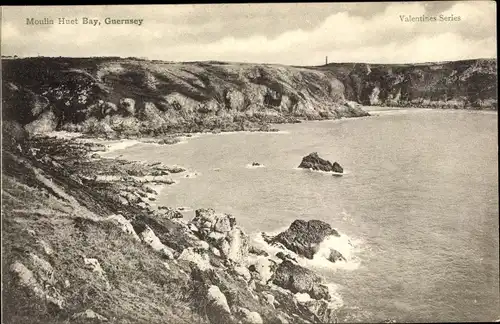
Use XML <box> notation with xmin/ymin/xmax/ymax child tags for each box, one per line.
<box><xmin>266</xmin><ymin>219</ymin><xmax>340</xmax><ymax>259</ymax></box>
<box><xmin>298</xmin><ymin>152</ymin><xmax>343</xmax><ymax>173</ymax></box>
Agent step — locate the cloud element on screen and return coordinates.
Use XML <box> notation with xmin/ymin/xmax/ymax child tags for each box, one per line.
<box><xmin>1</xmin><ymin>2</ymin><xmax>497</xmax><ymax>64</ymax></box>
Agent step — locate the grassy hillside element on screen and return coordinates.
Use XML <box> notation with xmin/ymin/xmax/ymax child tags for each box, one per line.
<box><xmin>2</xmin><ymin>135</ymin><xmax>349</xmax><ymax>324</ymax></box>
<box><xmin>2</xmin><ymin>57</ymin><xmax>369</xmax><ymax>137</ymax></box>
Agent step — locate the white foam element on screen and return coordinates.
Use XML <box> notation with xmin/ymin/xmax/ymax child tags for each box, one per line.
<box><xmin>250</xmin><ymin>230</ymin><xmax>362</xmax><ymax>272</ymax></box>
<box><xmin>293</xmin><ymin>167</ymin><xmax>349</xmax><ymax>176</ymax></box>
<box><xmin>103</xmin><ymin>140</ymin><xmax>141</xmax><ymax>153</ymax></box>
<box><xmin>246</xmin><ymin>163</ymin><xmax>266</xmax><ymax>169</ymax></box>
<box><xmin>298</xmin><ymin>234</ymin><xmax>362</xmax><ymax>271</ymax></box>
<box><xmin>324</xmin><ymin>283</ymin><xmax>345</xmax><ymax>309</ymax></box>
<box><xmin>295</xmin><ymin>292</ymin><xmax>312</xmax><ymax>303</ymax></box>
<box><xmin>45</xmin><ymin>131</ymin><xmax>84</xmax><ymax>139</ymax></box>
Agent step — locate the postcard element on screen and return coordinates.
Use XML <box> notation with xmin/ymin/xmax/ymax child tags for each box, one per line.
<box><xmin>1</xmin><ymin>3</ymin><xmax>498</xmax><ymax>323</ymax></box>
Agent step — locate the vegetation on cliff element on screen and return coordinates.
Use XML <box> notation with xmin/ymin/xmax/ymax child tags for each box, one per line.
<box><xmin>2</xmin><ymin>57</ymin><xmax>369</xmax><ymax>137</ymax></box>
<box><xmin>317</xmin><ymin>59</ymin><xmax>497</xmax><ymax>109</ymax></box>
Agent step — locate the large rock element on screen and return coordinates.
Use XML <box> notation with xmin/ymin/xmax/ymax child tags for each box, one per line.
<box><xmin>221</xmin><ymin>228</ymin><xmax>249</xmax><ymax>263</ymax></box>
<box><xmin>271</xmin><ymin>260</ymin><xmax>330</xmax><ymax>300</ymax></box>
<box><xmin>105</xmin><ymin>214</ymin><xmax>140</xmax><ymax>241</ymax></box>
<box><xmin>268</xmin><ymin>220</ymin><xmax>339</xmax><ymax>259</ymax></box>
<box><xmin>10</xmin><ymin>261</ymin><xmax>65</xmax><ymax>309</ymax></box>
<box><xmin>327</xmin><ymin>249</ymin><xmax>346</xmax><ymax>263</ymax></box>
<box><xmin>234</xmin><ymin>307</ymin><xmax>264</xmax><ymax>324</ymax></box>
<box><xmin>119</xmin><ymin>98</ymin><xmax>136</xmax><ymax>115</ymax></box>
<box><xmin>298</xmin><ymin>152</ymin><xmax>343</xmax><ymax>173</ymax></box>
<box><xmin>190</xmin><ymin>209</ymin><xmax>248</xmax><ymax>263</ymax></box>
<box><xmin>248</xmin><ymin>257</ymin><xmax>277</xmax><ymax>284</ymax></box>
<box><xmin>138</xmin><ymin>225</ymin><xmax>175</xmax><ymax>259</ymax></box>
<box><xmin>156</xmin><ymin>207</ymin><xmax>183</xmax><ymax>220</ymax></box>
<box><xmin>205</xmin><ymin>285</ymin><xmax>234</xmax><ymax>323</ymax></box>
<box><xmin>178</xmin><ymin>247</ymin><xmax>211</xmax><ymax>271</ymax></box>
<box><xmin>192</xmin><ymin>209</ymin><xmax>236</xmax><ymax>237</ymax></box>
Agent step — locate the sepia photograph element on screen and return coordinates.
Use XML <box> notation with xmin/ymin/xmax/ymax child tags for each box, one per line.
<box><xmin>1</xmin><ymin>2</ymin><xmax>498</xmax><ymax>323</ymax></box>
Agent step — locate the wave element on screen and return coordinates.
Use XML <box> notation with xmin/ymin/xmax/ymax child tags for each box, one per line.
<box><xmin>250</xmin><ymin>229</ymin><xmax>362</xmax><ymax>272</ymax></box>
<box><xmin>176</xmin><ymin>130</ymin><xmax>290</xmax><ymax>140</ymax></box>
<box><xmin>45</xmin><ymin>131</ymin><xmax>84</xmax><ymax>139</ymax></box>
<box><xmin>245</xmin><ymin>163</ymin><xmax>266</xmax><ymax>169</ymax></box>
<box><xmin>293</xmin><ymin>167</ymin><xmax>349</xmax><ymax>176</ymax></box>
<box><xmin>300</xmin><ymin>234</ymin><xmax>362</xmax><ymax>271</ymax></box>
<box><xmin>248</xmin><ymin>228</ymin><xmax>362</xmax><ymax>314</ymax></box>
<box><xmin>176</xmin><ymin>206</ymin><xmax>193</xmax><ymax>213</ymax></box>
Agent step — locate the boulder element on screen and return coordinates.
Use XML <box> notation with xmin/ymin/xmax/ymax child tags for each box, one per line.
<box><xmin>105</xmin><ymin>214</ymin><xmax>140</xmax><ymax>241</ymax></box>
<box><xmin>190</xmin><ymin>209</ymin><xmax>248</xmax><ymax>264</ymax></box>
<box><xmin>84</xmin><ymin>258</ymin><xmax>106</xmax><ymax>277</ymax></box>
<box><xmin>275</xmin><ymin>251</ymin><xmax>297</xmax><ymax>263</ymax></box>
<box><xmin>267</xmin><ymin>220</ymin><xmax>339</xmax><ymax>259</ymax></box>
<box><xmin>298</xmin><ymin>152</ymin><xmax>343</xmax><ymax>173</ymax></box>
<box><xmin>178</xmin><ymin>247</ymin><xmax>211</xmax><ymax>271</ymax></box>
<box><xmin>222</xmin><ymin>228</ymin><xmax>249</xmax><ymax>263</ymax></box>
<box><xmin>235</xmin><ymin>307</ymin><xmax>264</xmax><ymax>324</ymax></box>
<box><xmin>119</xmin><ymin>98</ymin><xmax>136</xmax><ymax>115</ymax></box>
<box><xmin>248</xmin><ymin>257</ymin><xmax>277</xmax><ymax>284</ymax></box>
<box><xmin>327</xmin><ymin>249</ymin><xmax>346</xmax><ymax>263</ymax></box>
<box><xmin>271</xmin><ymin>260</ymin><xmax>330</xmax><ymax>300</ymax></box>
<box><xmin>10</xmin><ymin>261</ymin><xmax>65</xmax><ymax>309</ymax></box>
<box><xmin>205</xmin><ymin>285</ymin><xmax>234</xmax><ymax>323</ymax></box>
<box><xmin>138</xmin><ymin>226</ymin><xmax>175</xmax><ymax>259</ymax></box>
<box><xmin>156</xmin><ymin>207</ymin><xmax>183</xmax><ymax>220</ymax></box>
<box><xmin>72</xmin><ymin>309</ymin><xmax>108</xmax><ymax>321</ymax></box>
<box><xmin>249</xmin><ymin>245</ymin><xmax>269</xmax><ymax>257</ymax></box>
<box><xmin>192</xmin><ymin>209</ymin><xmax>236</xmax><ymax>237</ymax></box>
<box><xmin>331</xmin><ymin>162</ymin><xmax>343</xmax><ymax>173</ymax></box>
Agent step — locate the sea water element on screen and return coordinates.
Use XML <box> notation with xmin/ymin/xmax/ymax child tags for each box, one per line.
<box><xmin>103</xmin><ymin>108</ymin><xmax>499</xmax><ymax>322</ymax></box>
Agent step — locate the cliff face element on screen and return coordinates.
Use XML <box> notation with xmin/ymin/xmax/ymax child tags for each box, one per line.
<box><xmin>317</xmin><ymin>59</ymin><xmax>497</xmax><ymax>109</ymax></box>
<box><xmin>2</xmin><ymin>57</ymin><xmax>496</xmax><ymax>137</ymax></box>
<box><xmin>2</xmin><ymin>57</ymin><xmax>368</xmax><ymax>137</ymax></box>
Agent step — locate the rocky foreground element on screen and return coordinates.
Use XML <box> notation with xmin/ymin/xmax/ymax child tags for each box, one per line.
<box><xmin>3</xmin><ymin>135</ymin><xmax>351</xmax><ymax>324</ymax></box>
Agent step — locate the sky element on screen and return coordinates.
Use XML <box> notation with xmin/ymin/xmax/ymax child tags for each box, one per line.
<box><xmin>1</xmin><ymin>2</ymin><xmax>497</xmax><ymax>65</ymax></box>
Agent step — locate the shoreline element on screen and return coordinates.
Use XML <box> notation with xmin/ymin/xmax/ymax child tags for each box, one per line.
<box><xmin>3</xmin><ymin>133</ymin><xmax>363</xmax><ymax>323</ymax></box>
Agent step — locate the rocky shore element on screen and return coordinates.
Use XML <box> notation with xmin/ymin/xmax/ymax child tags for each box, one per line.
<box><xmin>3</xmin><ymin>135</ymin><xmax>350</xmax><ymax>324</ymax></box>
<box><xmin>2</xmin><ymin>57</ymin><xmax>370</xmax><ymax>139</ymax></box>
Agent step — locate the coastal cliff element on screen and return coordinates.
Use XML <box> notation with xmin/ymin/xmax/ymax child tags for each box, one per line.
<box><xmin>2</xmin><ymin>57</ymin><xmax>368</xmax><ymax>137</ymax></box>
<box><xmin>3</xmin><ymin>57</ymin><xmax>496</xmax><ymax>137</ymax></box>
<box><xmin>317</xmin><ymin>59</ymin><xmax>497</xmax><ymax>109</ymax></box>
